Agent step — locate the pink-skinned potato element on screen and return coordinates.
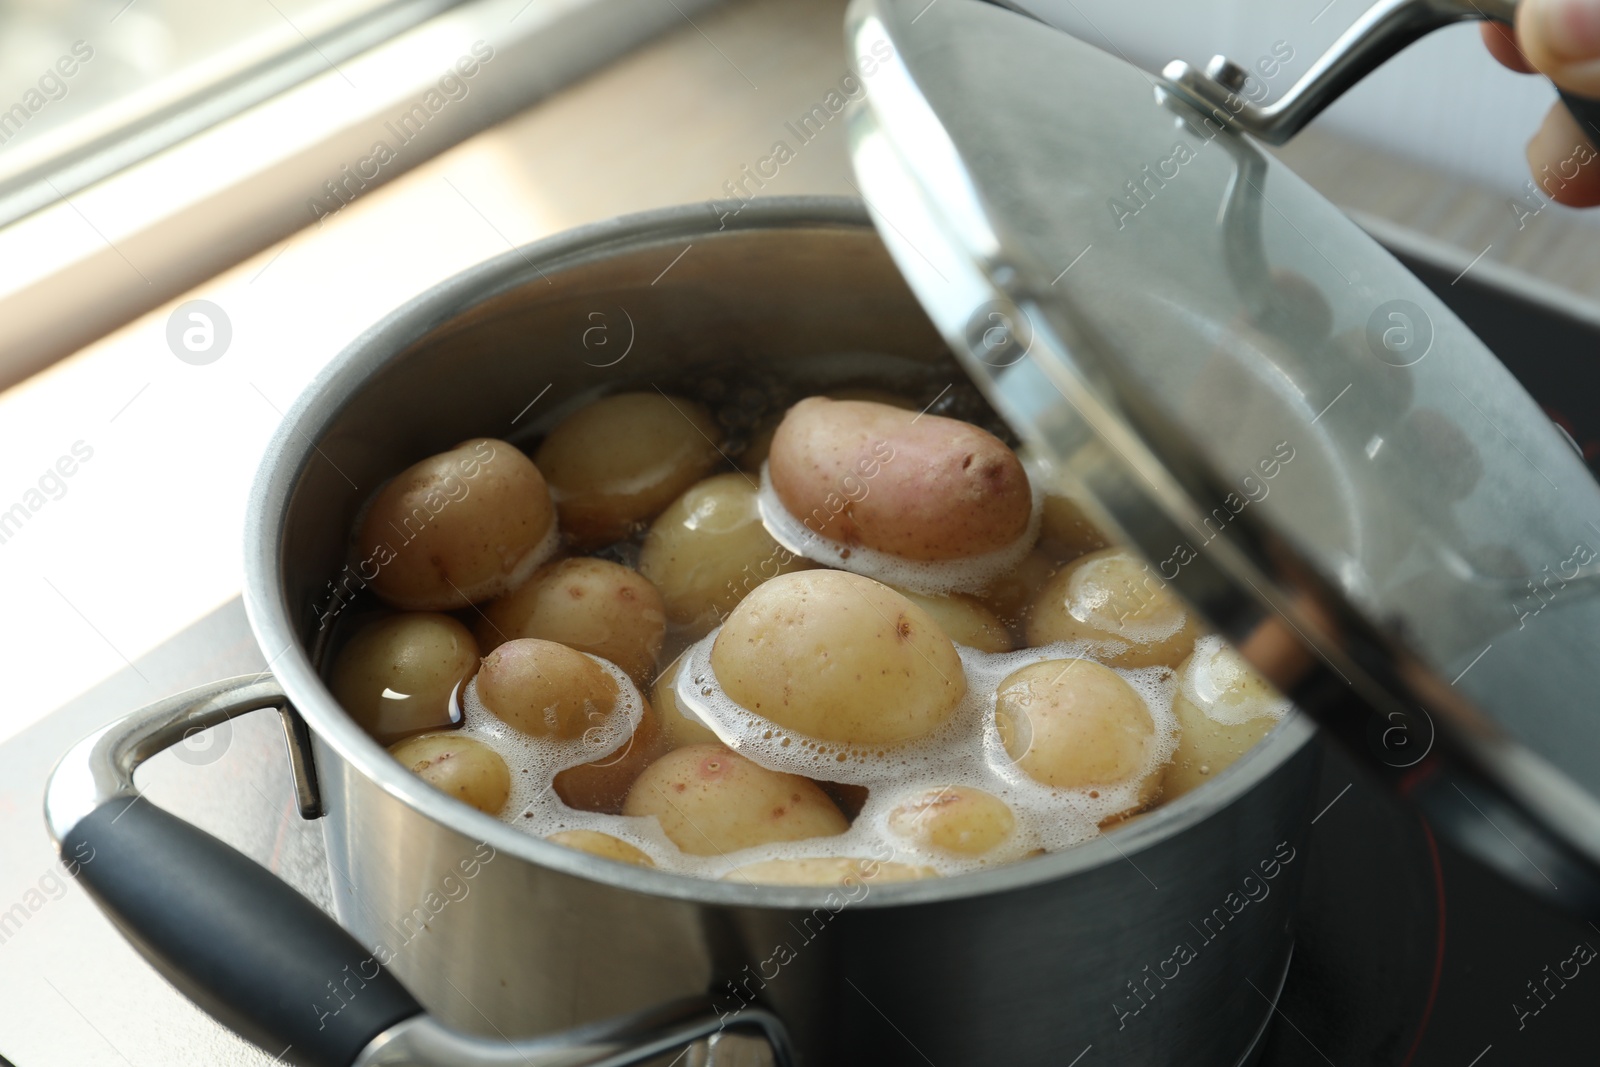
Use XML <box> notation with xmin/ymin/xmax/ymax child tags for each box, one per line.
<box><xmin>768</xmin><ymin>398</ymin><xmax>1031</xmax><ymax>560</ymax></box>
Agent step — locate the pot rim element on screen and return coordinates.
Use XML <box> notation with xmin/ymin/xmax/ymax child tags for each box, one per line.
<box><xmin>243</xmin><ymin>195</ymin><xmax>1317</xmax><ymax>911</ymax></box>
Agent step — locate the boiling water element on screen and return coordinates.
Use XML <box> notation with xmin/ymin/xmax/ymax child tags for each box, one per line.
<box><xmin>461</xmin><ymin>632</ymin><xmax>1180</xmax><ymax>879</ymax></box>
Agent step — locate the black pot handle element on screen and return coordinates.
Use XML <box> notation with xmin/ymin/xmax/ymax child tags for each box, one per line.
<box><xmin>45</xmin><ymin>677</ymin><xmax>794</xmax><ymax>1067</ymax></box>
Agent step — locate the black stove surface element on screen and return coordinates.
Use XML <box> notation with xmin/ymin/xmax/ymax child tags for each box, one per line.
<box><xmin>1260</xmin><ymin>742</ymin><xmax>1597</xmax><ymax>1067</ymax></box>
<box><xmin>1258</xmin><ymin>241</ymin><xmax>1600</xmax><ymax>1067</ymax></box>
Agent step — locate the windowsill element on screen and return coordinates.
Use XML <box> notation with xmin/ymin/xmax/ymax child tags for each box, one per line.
<box><xmin>0</xmin><ymin>0</ymin><xmax>853</xmax><ymax>748</ymax></box>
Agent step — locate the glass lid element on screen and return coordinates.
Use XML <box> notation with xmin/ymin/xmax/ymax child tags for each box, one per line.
<box><xmin>845</xmin><ymin>0</ymin><xmax>1600</xmax><ymax>911</ymax></box>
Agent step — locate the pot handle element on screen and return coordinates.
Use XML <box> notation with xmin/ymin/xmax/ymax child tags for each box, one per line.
<box><xmin>1162</xmin><ymin>0</ymin><xmax>1600</xmax><ymax>146</ymax></box>
<box><xmin>45</xmin><ymin>677</ymin><xmax>795</xmax><ymax>1067</ymax></box>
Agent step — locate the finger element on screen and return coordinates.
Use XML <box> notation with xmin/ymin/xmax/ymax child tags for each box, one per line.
<box><xmin>1527</xmin><ymin>101</ymin><xmax>1600</xmax><ymax>205</ymax></box>
<box><xmin>1518</xmin><ymin>0</ymin><xmax>1600</xmax><ymax>96</ymax></box>
<box><xmin>1482</xmin><ymin>22</ymin><xmax>1538</xmax><ymax>73</ymax></box>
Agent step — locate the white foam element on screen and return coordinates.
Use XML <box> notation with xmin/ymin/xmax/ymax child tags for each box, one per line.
<box><xmin>455</xmin><ymin>628</ymin><xmax>1182</xmax><ymax>880</ymax></box>
<box><xmin>457</xmin><ymin>654</ymin><xmax>653</xmax><ymax>828</ymax></box>
<box><xmin>756</xmin><ymin>462</ymin><xmax>1043</xmax><ymax>597</ymax></box>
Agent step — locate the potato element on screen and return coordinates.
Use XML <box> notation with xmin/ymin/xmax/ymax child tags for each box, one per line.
<box><xmin>389</xmin><ymin>733</ymin><xmax>510</xmax><ymax>815</ymax></box>
<box><xmin>711</xmin><ymin>570</ymin><xmax>966</xmax><ymax>745</ymax></box>
<box><xmin>1165</xmin><ymin>642</ymin><xmax>1287</xmax><ymax>798</ymax></box>
<box><xmin>893</xmin><ymin>587</ymin><xmax>1013</xmax><ymax>652</ymax></box>
<box><xmin>724</xmin><ymin>856</ymin><xmax>937</xmax><ymax>885</ymax></box>
<box><xmin>885</xmin><ymin>786</ymin><xmax>1015</xmax><ymax>856</ymax></box>
<box><xmin>356</xmin><ymin>438</ymin><xmax>554</xmax><ymax>610</ymax></box>
<box><xmin>476</xmin><ymin>638</ymin><xmax>621</xmax><ymax>740</ymax></box>
<box><xmin>639</xmin><ymin>473</ymin><xmax>814</xmax><ymax>637</ymax></box>
<box><xmin>547</xmin><ymin>830</ymin><xmax>655</xmax><ymax>867</ymax></box>
<box><xmin>331</xmin><ymin>613</ymin><xmax>476</xmax><ymax>743</ymax></box>
<box><xmin>553</xmin><ymin>699</ymin><xmax>670</xmax><ymax>813</ymax></box>
<box><xmin>652</xmin><ymin>654</ymin><xmax>722</xmax><ymax>748</ymax></box>
<box><xmin>534</xmin><ymin>392</ymin><xmax>722</xmax><ymax>547</ymax></box>
<box><xmin>994</xmin><ymin>659</ymin><xmax>1160</xmax><ymax>803</ymax></box>
<box><xmin>978</xmin><ymin>548</ymin><xmax>1059</xmax><ymax>628</ymax></box>
<box><xmin>1039</xmin><ymin>493</ymin><xmax>1108</xmax><ymax>564</ymax></box>
<box><xmin>1025</xmin><ymin>548</ymin><xmax>1200</xmax><ymax>668</ymax></box>
<box><xmin>768</xmin><ymin>397</ymin><xmax>1032</xmax><ymax>560</ymax></box>
<box><xmin>622</xmin><ymin>744</ymin><xmax>848</xmax><ymax>855</ymax></box>
<box><xmin>477</xmin><ymin>557</ymin><xmax>665</xmax><ymax>684</ymax></box>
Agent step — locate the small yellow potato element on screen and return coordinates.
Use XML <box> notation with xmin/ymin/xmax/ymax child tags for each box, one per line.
<box><xmin>476</xmin><ymin>638</ymin><xmax>620</xmax><ymax>740</ymax></box>
<box><xmin>357</xmin><ymin>438</ymin><xmax>554</xmax><ymax>610</ymax></box>
<box><xmin>546</xmin><ymin>830</ymin><xmax>655</xmax><ymax>867</ymax></box>
<box><xmin>389</xmin><ymin>733</ymin><xmax>510</xmax><ymax>815</ymax></box>
<box><xmin>978</xmin><ymin>548</ymin><xmax>1059</xmax><ymax>629</ymax></box>
<box><xmin>622</xmin><ymin>744</ymin><xmax>848</xmax><ymax>855</ymax></box>
<box><xmin>768</xmin><ymin>398</ymin><xmax>1032</xmax><ymax>560</ymax></box>
<box><xmin>994</xmin><ymin>659</ymin><xmax>1160</xmax><ymax>802</ymax></box>
<box><xmin>711</xmin><ymin>570</ymin><xmax>966</xmax><ymax>745</ymax></box>
<box><xmin>553</xmin><ymin>700</ymin><xmax>670</xmax><ymax>814</ymax></box>
<box><xmin>652</xmin><ymin>655</ymin><xmax>722</xmax><ymax>749</ymax></box>
<box><xmin>477</xmin><ymin>557</ymin><xmax>666</xmax><ymax>684</ymax></box>
<box><xmin>534</xmin><ymin>393</ymin><xmax>722</xmax><ymax>547</ymax></box>
<box><xmin>725</xmin><ymin>856</ymin><xmax>937</xmax><ymax>885</ymax></box>
<box><xmin>885</xmin><ymin>786</ymin><xmax>1016</xmax><ymax>856</ymax></box>
<box><xmin>639</xmin><ymin>473</ymin><xmax>815</xmax><ymax>638</ymax></box>
<box><xmin>1039</xmin><ymin>493</ymin><xmax>1109</xmax><ymax>564</ymax></box>
<box><xmin>331</xmin><ymin>613</ymin><xmax>477</xmax><ymax>744</ymax></box>
<box><xmin>893</xmin><ymin>587</ymin><xmax>1013</xmax><ymax>652</ymax></box>
<box><xmin>1026</xmin><ymin>548</ymin><xmax>1200</xmax><ymax>668</ymax></box>
<box><xmin>1165</xmin><ymin>641</ymin><xmax>1288</xmax><ymax>798</ymax></box>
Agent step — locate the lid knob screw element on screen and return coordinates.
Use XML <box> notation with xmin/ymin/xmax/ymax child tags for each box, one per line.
<box><xmin>1204</xmin><ymin>55</ymin><xmax>1250</xmax><ymax>94</ymax></box>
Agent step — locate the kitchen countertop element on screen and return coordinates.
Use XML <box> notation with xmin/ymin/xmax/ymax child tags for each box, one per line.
<box><xmin>3</xmin><ymin>0</ymin><xmax>1600</xmax><ymax>1062</ymax></box>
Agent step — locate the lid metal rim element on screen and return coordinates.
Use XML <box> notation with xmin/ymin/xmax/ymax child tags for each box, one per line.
<box><xmin>843</xmin><ymin>0</ymin><xmax>1600</xmax><ymax>886</ymax></box>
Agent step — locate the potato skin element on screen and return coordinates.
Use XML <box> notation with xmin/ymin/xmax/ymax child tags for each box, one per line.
<box><xmin>389</xmin><ymin>733</ymin><xmax>510</xmax><ymax>815</ymax></box>
<box><xmin>1025</xmin><ymin>548</ymin><xmax>1200</xmax><ymax>668</ymax></box>
<box><xmin>639</xmin><ymin>473</ymin><xmax>814</xmax><ymax>638</ymax></box>
<box><xmin>552</xmin><ymin>699</ymin><xmax>671</xmax><ymax>813</ymax></box>
<box><xmin>477</xmin><ymin>557</ymin><xmax>666</xmax><ymax>684</ymax></box>
<box><xmin>994</xmin><ymin>659</ymin><xmax>1160</xmax><ymax>801</ymax></box>
<box><xmin>768</xmin><ymin>397</ymin><xmax>1031</xmax><ymax>560</ymax></box>
<box><xmin>893</xmin><ymin>587</ymin><xmax>1013</xmax><ymax>652</ymax></box>
<box><xmin>1165</xmin><ymin>644</ymin><xmax>1285</xmax><ymax>798</ymax></box>
<box><xmin>534</xmin><ymin>393</ymin><xmax>722</xmax><ymax>548</ymax></box>
<box><xmin>978</xmin><ymin>548</ymin><xmax>1060</xmax><ymax>630</ymax></box>
<box><xmin>357</xmin><ymin>438</ymin><xmax>554</xmax><ymax>610</ymax></box>
<box><xmin>331</xmin><ymin>613</ymin><xmax>476</xmax><ymax>743</ymax></box>
<box><xmin>725</xmin><ymin>856</ymin><xmax>937</xmax><ymax>885</ymax></box>
<box><xmin>547</xmin><ymin>830</ymin><xmax>655</xmax><ymax>867</ymax></box>
<box><xmin>622</xmin><ymin>744</ymin><xmax>848</xmax><ymax>855</ymax></box>
<box><xmin>885</xmin><ymin>786</ymin><xmax>1015</xmax><ymax>856</ymax></box>
<box><xmin>652</xmin><ymin>655</ymin><xmax>722</xmax><ymax>749</ymax></box>
<box><xmin>1039</xmin><ymin>492</ymin><xmax>1109</xmax><ymax>563</ymax></box>
<box><xmin>711</xmin><ymin>570</ymin><xmax>966</xmax><ymax>746</ymax></box>
<box><xmin>476</xmin><ymin>638</ymin><xmax>620</xmax><ymax>740</ymax></box>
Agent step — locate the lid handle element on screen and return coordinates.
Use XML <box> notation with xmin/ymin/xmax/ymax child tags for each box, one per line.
<box><xmin>1159</xmin><ymin>0</ymin><xmax>1595</xmax><ymax>146</ymax></box>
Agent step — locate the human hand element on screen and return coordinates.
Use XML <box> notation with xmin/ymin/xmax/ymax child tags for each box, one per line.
<box><xmin>1483</xmin><ymin>0</ymin><xmax>1600</xmax><ymax>206</ymax></box>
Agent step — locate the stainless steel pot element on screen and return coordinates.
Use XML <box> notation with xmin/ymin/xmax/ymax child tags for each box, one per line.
<box><xmin>46</xmin><ymin>198</ymin><xmax>1319</xmax><ymax>1067</ymax></box>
